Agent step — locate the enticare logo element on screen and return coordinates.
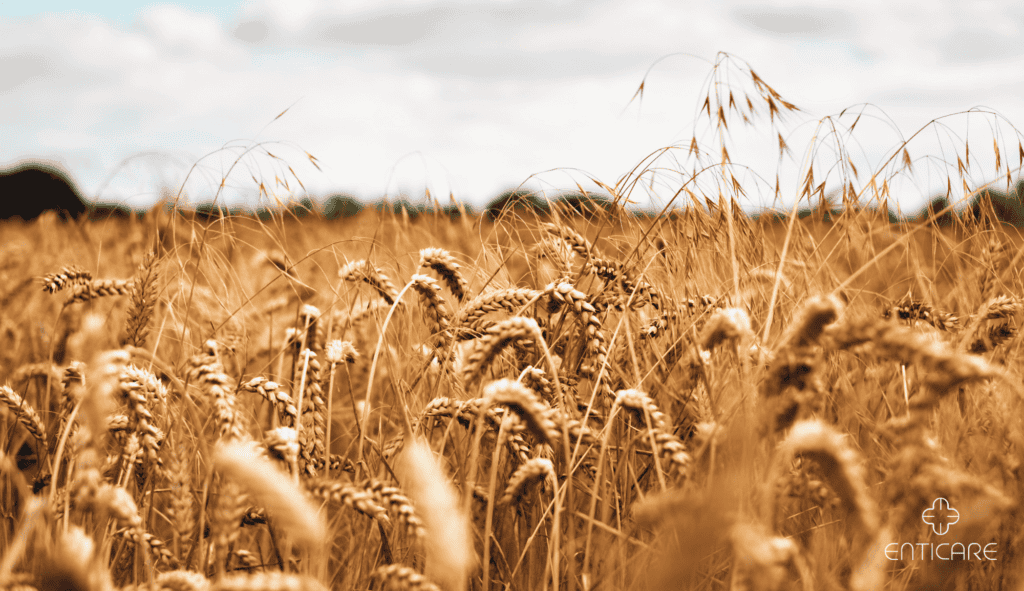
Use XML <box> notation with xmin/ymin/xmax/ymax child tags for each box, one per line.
<box><xmin>884</xmin><ymin>498</ymin><xmax>997</xmax><ymax>562</ymax></box>
<box><xmin>922</xmin><ymin>497</ymin><xmax>958</xmax><ymax>535</ymax></box>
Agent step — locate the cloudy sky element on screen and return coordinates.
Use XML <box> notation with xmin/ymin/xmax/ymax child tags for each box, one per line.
<box><xmin>3</xmin><ymin>1</ymin><xmax>1024</xmax><ymax>213</ymax></box>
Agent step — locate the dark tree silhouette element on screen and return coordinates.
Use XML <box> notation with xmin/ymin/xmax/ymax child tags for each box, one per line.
<box><xmin>484</xmin><ymin>189</ymin><xmax>549</xmax><ymax>221</ymax></box>
<box><xmin>0</xmin><ymin>162</ymin><xmax>88</xmax><ymax>220</ymax></box>
<box><xmin>323</xmin><ymin>194</ymin><xmax>363</xmax><ymax>219</ymax></box>
<box><xmin>552</xmin><ymin>192</ymin><xmax>611</xmax><ymax>219</ymax></box>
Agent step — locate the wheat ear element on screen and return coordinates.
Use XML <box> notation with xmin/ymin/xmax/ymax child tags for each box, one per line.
<box><xmin>40</xmin><ymin>265</ymin><xmax>92</xmax><ymax>293</ymax></box>
<box><xmin>121</xmin><ymin>250</ymin><xmax>160</xmax><ymax>348</ymax></box>
<box><xmin>500</xmin><ymin>457</ymin><xmax>556</xmax><ymax>506</ymax></box>
<box><xmin>210</xmin><ymin>572</ymin><xmax>328</xmax><ymax>591</ymax></box>
<box><xmin>484</xmin><ymin>379</ymin><xmax>561</xmax><ymax>445</ymax></box>
<box><xmin>372</xmin><ymin>564</ymin><xmax>442</xmax><ymax>591</ymax></box>
<box><xmin>0</xmin><ymin>385</ymin><xmax>46</xmax><ymax>446</ymax></box>
<box><xmin>213</xmin><ymin>439</ymin><xmax>326</xmax><ymax>547</ymax></box>
<box><xmin>396</xmin><ymin>438</ymin><xmax>474</xmax><ymax>591</ymax></box>
<box><xmin>461</xmin><ymin>317</ymin><xmax>543</xmax><ymax>388</ymax></box>
<box><xmin>339</xmin><ymin>259</ymin><xmax>401</xmax><ymax>305</ymax></box>
<box><xmin>419</xmin><ymin>247</ymin><xmax>469</xmax><ymax>302</ymax></box>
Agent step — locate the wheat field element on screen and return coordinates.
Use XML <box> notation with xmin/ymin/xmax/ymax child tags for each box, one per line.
<box><xmin>3</xmin><ymin>54</ymin><xmax>1024</xmax><ymax>591</ymax></box>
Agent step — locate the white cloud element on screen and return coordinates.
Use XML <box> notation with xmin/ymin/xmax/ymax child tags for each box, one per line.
<box><xmin>2</xmin><ymin>0</ymin><xmax>1024</xmax><ymax>214</ymax></box>
<box><xmin>138</xmin><ymin>4</ymin><xmax>234</xmax><ymax>58</ymax></box>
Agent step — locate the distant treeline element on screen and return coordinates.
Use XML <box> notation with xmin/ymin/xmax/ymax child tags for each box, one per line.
<box><xmin>192</xmin><ymin>183</ymin><xmax>1024</xmax><ymax>226</ymax></box>
<box><xmin>133</xmin><ymin>181</ymin><xmax>1024</xmax><ymax>228</ymax></box>
<box><xmin>3</xmin><ymin>162</ymin><xmax>1024</xmax><ymax>225</ymax></box>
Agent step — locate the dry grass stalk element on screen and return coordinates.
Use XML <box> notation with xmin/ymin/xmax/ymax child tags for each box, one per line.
<box><xmin>330</xmin><ymin>300</ymin><xmax>393</xmax><ymax>332</ymax></box>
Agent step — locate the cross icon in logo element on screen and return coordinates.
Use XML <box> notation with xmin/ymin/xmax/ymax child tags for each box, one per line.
<box><xmin>922</xmin><ymin>497</ymin><xmax>959</xmax><ymax>535</ymax></box>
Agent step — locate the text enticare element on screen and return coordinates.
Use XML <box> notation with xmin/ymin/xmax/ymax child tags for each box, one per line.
<box><xmin>885</xmin><ymin>542</ymin><xmax>997</xmax><ymax>561</ymax></box>
<box><xmin>885</xmin><ymin>498</ymin><xmax>998</xmax><ymax>561</ymax></box>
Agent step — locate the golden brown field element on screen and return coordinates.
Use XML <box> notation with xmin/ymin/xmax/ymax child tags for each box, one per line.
<box><xmin>3</xmin><ymin>55</ymin><xmax>1024</xmax><ymax>591</ymax></box>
